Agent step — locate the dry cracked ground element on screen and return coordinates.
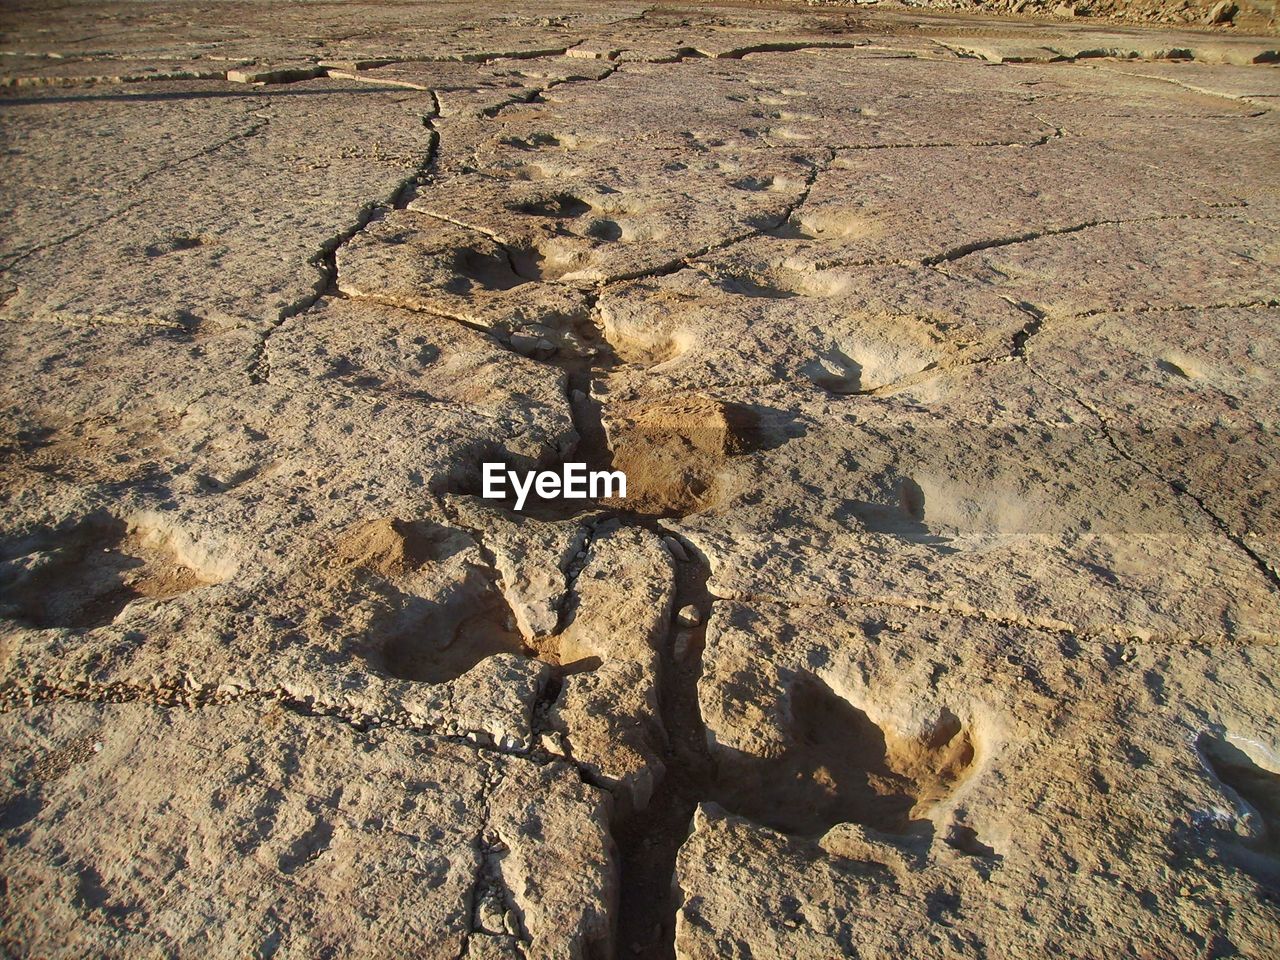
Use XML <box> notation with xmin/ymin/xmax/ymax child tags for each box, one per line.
<box><xmin>2</xmin><ymin>1</ymin><xmax>1280</xmax><ymax>958</ymax></box>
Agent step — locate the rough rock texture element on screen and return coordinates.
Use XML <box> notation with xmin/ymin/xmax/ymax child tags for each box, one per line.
<box><xmin>0</xmin><ymin>702</ymin><xmax>614</xmax><ymax>960</ymax></box>
<box><xmin>680</xmin><ymin>602</ymin><xmax>1280</xmax><ymax>957</ymax></box>
<box><xmin>889</xmin><ymin>0</ymin><xmax>1277</xmax><ymax>35</ymax></box>
<box><xmin>0</xmin><ymin>80</ymin><xmax>434</xmax><ymax>330</ymax></box>
<box><xmin>1</xmin><ymin>1</ymin><xmax>1279</xmax><ymax>958</ymax></box>
<box><xmin>551</xmin><ymin>523</ymin><xmax>676</xmax><ymax>811</ymax></box>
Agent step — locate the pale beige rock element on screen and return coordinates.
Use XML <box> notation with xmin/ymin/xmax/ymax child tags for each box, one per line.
<box><xmin>1029</xmin><ymin>306</ymin><xmax>1280</xmax><ymax>577</ymax></box>
<box><xmin>226</xmin><ymin>63</ymin><xmax>326</xmax><ymax>84</ymax></box>
<box><xmin>0</xmin><ymin>79</ymin><xmax>435</xmax><ymax>330</ymax></box>
<box><xmin>551</xmin><ymin>659</ymin><xmax>668</xmax><ymax>811</ymax></box>
<box><xmin>676</xmin><ymin>600</ymin><xmax>1280</xmax><ymax>959</ymax></box>
<box><xmin>0</xmin><ymin>2</ymin><xmax>645</xmax><ymax>64</ymax></box>
<box><xmin>2</xmin><ymin>2</ymin><xmax>1280</xmax><ymax>957</ymax></box>
<box><xmin>939</xmin><ymin>32</ymin><xmax>1280</xmax><ymax>64</ymax></box>
<box><xmin>0</xmin><ymin>701</ymin><xmax>614</xmax><ymax>959</ymax></box>
<box><xmin>0</xmin><ymin>56</ymin><xmax>245</xmax><ymax>86</ymax></box>
<box><xmin>783</xmin><ymin>137</ymin><xmax>1250</xmax><ymax>265</ymax></box>
<box><xmin>946</xmin><ymin>216</ymin><xmax>1280</xmax><ymax>318</ymax></box>
<box><xmin>557</xmin><ymin>523</ymin><xmax>674</xmax><ymax>669</ymax></box>
<box><xmin>550</xmin><ymin>523</ymin><xmax>675</xmax><ymax>809</ymax></box>
<box><xmin>407</xmin><ymin>149</ymin><xmax>818</xmax><ymax>285</ymax></box>
<box><xmin>332</xmin><ymin>57</ymin><xmax>615</xmax><ymax>117</ymax></box>
<box><xmin>1043</xmin><ymin>33</ymin><xmax>1279</xmax><ymax>64</ymax></box>
<box><xmin>451</xmin><ymin>499</ymin><xmax>593</xmax><ymax>640</ymax></box>
<box><xmin>596</xmin><ymin>260</ymin><xmax>1030</xmax><ymax>398</ymax></box>
<box><xmin>336</xmin><ymin>211</ymin><xmax>592</xmax><ymax>351</ymax></box>
<box><xmin>667</xmin><ymin>365</ymin><xmax>1280</xmax><ymax>641</ymax></box>
<box><xmin>0</xmin><ymin>299</ymin><xmax>577</xmax><ymax>748</ymax></box>
<box><xmin>487</xmin><ymin>760</ymin><xmax>617</xmax><ymax>957</ymax></box>
<box><xmin>676</xmin><ymin>604</ymin><xmax>699</xmax><ymax>627</ymax></box>
<box><xmin>1099</xmin><ymin>59</ymin><xmax>1280</xmax><ymax>103</ymax></box>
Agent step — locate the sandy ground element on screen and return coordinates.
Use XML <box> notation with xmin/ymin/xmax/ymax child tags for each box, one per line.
<box><xmin>1</xmin><ymin>2</ymin><xmax>1279</xmax><ymax>958</ymax></box>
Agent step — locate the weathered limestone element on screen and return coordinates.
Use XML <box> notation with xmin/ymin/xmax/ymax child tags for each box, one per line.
<box><xmin>1030</xmin><ymin>306</ymin><xmax>1280</xmax><ymax>578</ymax></box>
<box><xmin>677</xmin><ymin>601</ymin><xmax>1280</xmax><ymax>958</ymax></box>
<box><xmin>337</xmin><ymin>213</ymin><xmax>593</xmax><ymax>355</ymax></box>
<box><xmin>0</xmin><ymin>80</ymin><xmax>436</xmax><ymax>331</ymax></box>
<box><xmin>667</xmin><ymin>362</ymin><xmax>1280</xmax><ymax>642</ymax></box>
<box><xmin>595</xmin><ymin>262</ymin><xmax>1031</xmax><ymax>397</ymax></box>
<box><xmin>2</xmin><ymin>1</ymin><xmax>1279</xmax><ymax>957</ymax></box>
<box><xmin>451</xmin><ymin>500</ymin><xmax>593</xmax><ymax>642</ymax></box>
<box><xmin>0</xmin><ymin>702</ymin><xmax>615</xmax><ymax>959</ymax></box>
<box><xmin>0</xmin><ymin>299</ymin><xmax>576</xmax><ymax>749</ymax></box>
<box><xmin>550</xmin><ymin>523</ymin><xmax>675</xmax><ymax>811</ymax></box>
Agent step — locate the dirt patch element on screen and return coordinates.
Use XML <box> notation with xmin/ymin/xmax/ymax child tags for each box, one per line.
<box><xmin>335</xmin><ymin>517</ymin><xmax>472</xmax><ymax>578</ymax></box>
<box><xmin>604</xmin><ymin>394</ymin><xmax>760</xmax><ymax>516</ymax></box>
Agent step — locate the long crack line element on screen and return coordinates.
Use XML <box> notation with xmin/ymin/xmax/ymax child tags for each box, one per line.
<box><xmin>920</xmin><ymin>211</ymin><xmax>1243</xmax><ymax>267</ymax></box>
<box><xmin>0</xmin><ymin>114</ymin><xmax>271</xmax><ymax>274</ymax></box>
<box><xmin>248</xmin><ymin>93</ymin><xmax>442</xmax><ymax>385</ymax></box>
<box><xmin>1024</xmin><ymin>363</ymin><xmax>1280</xmax><ymax>593</ymax></box>
<box><xmin>3</xmin><ymin>675</ymin><xmax>559</xmax><ymax>762</ymax></box>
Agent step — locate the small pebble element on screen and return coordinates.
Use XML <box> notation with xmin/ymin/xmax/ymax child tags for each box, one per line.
<box><xmin>673</xmin><ymin>633</ymin><xmax>691</xmax><ymax>661</ymax></box>
<box><xmin>662</xmin><ymin>536</ymin><xmax>689</xmax><ymax>562</ymax></box>
<box><xmin>508</xmin><ymin>333</ymin><xmax>541</xmax><ymax>356</ymax></box>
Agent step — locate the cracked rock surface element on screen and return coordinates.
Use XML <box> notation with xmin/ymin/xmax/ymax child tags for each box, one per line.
<box><xmin>1</xmin><ymin>2</ymin><xmax>1279</xmax><ymax>958</ymax></box>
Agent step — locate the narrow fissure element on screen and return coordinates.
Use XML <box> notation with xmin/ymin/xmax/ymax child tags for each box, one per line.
<box><xmin>469</xmin><ymin>285</ymin><xmax>717</xmax><ymax>957</ymax></box>
<box><xmin>612</xmin><ymin>536</ymin><xmax>714</xmax><ymax>959</ymax></box>
<box><xmin>318</xmin><ymin>58</ymin><xmax>982</xmax><ymax>955</ymax></box>
<box><xmin>249</xmin><ymin>103</ymin><xmax>441</xmax><ymax>384</ymax></box>
<box><xmin>406</xmin><ymin>137</ymin><xmax>845</xmax><ymax>958</ymax></box>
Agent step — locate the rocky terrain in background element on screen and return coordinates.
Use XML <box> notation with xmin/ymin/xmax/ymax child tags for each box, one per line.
<box><xmin>1</xmin><ymin>1</ymin><xmax>1279</xmax><ymax>958</ymax></box>
<box><xmin>815</xmin><ymin>0</ymin><xmax>1277</xmax><ymax>34</ymax></box>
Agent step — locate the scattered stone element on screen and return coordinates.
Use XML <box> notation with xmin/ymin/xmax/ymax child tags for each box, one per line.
<box><xmin>1206</xmin><ymin>0</ymin><xmax>1237</xmax><ymax>22</ymax></box>
<box><xmin>508</xmin><ymin>333</ymin><xmax>543</xmax><ymax>357</ymax></box>
<box><xmin>662</xmin><ymin>535</ymin><xmax>690</xmax><ymax>563</ymax></box>
<box><xmin>503</xmin><ymin>909</ymin><xmax>522</xmax><ymax>936</ymax></box>
<box><xmin>476</xmin><ymin>894</ymin><xmax>508</xmax><ymax>935</ymax></box>
<box><xmin>226</xmin><ymin>64</ymin><xmax>326</xmax><ymax>84</ymax></box>
<box><xmin>672</xmin><ymin>631</ymin><xmax>692</xmax><ymax>661</ymax></box>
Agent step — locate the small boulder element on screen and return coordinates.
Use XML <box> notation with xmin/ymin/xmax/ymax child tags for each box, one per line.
<box><xmin>1205</xmin><ymin>0</ymin><xmax>1237</xmax><ymax>23</ymax></box>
